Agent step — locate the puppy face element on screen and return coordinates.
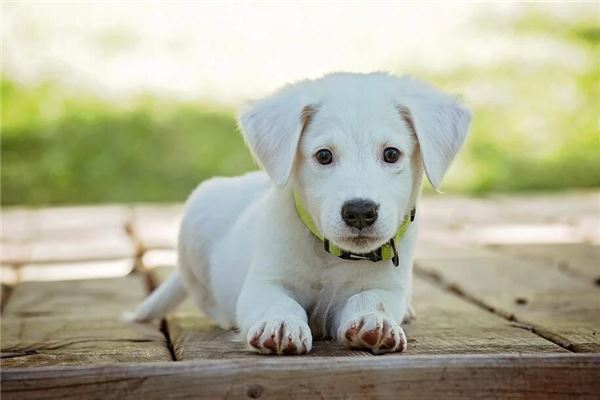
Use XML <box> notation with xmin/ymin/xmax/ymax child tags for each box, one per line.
<box><xmin>239</xmin><ymin>72</ymin><xmax>470</xmax><ymax>253</ymax></box>
<box><xmin>294</xmin><ymin>93</ymin><xmax>420</xmax><ymax>253</ymax></box>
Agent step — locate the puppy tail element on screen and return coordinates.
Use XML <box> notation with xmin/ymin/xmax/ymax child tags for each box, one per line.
<box><xmin>127</xmin><ymin>271</ymin><xmax>188</xmax><ymax>322</ymax></box>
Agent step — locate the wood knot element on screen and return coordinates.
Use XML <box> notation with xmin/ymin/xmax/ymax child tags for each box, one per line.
<box><xmin>515</xmin><ymin>297</ymin><xmax>528</xmax><ymax>305</ymax></box>
<box><xmin>246</xmin><ymin>384</ymin><xmax>263</xmax><ymax>399</ymax></box>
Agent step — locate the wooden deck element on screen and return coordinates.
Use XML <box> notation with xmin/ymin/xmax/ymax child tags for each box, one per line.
<box><xmin>1</xmin><ymin>192</ymin><xmax>599</xmax><ymax>399</ymax></box>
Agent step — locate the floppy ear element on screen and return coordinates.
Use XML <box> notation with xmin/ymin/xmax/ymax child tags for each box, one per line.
<box><xmin>238</xmin><ymin>87</ymin><xmax>316</xmax><ymax>188</ymax></box>
<box><xmin>397</xmin><ymin>82</ymin><xmax>471</xmax><ymax>190</ymax></box>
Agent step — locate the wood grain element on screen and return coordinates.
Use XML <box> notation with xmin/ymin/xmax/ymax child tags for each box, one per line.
<box><xmin>150</xmin><ymin>266</ymin><xmax>564</xmax><ymax>359</ymax></box>
<box><xmin>417</xmin><ymin>191</ymin><xmax>599</xmax><ymax>246</ymax></box>
<box><xmin>1</xmin><ymin>274</ymin><xmax>172</xmax><ymax>368</ymax></box>
<box><xmin>151</xmin><ymin>267</ymin><xmax>383</xmax><ymax>358</ymax></box>
<box><xmin>1</xmin><ymin>230</ymin><xmax>135</xmax><ymax>265</ymax></box>
<box><xmin>2</xmin><ymin>354</ymin><xmax>599</xmax><ymax>400</ymax></box>
<box><xmin>415</xmin><ymin>246</ymin><xmax>600</xmax><ymax>352</ymax></box>
<box><xmin>0</xmin><ymin>205</ymin><xmax>130</xmax><ymax>242</ymax></box>
<box><xmin>2</xmin><ymin>196</ymin><xmax>596</xmax><ymax>398</ymax></box>
<box><xmin>406</xmin><ymin>278</ymin><xmax>565</xmax><ymax>354</ymax></box>
<box><xmin>17</xmin><ymin>259</ymin><xmax>134</xmax><ymax>282</ymax></box>
<box><xmin>3</xmin><ymin>274</ymin><xmax>147</xmax><ymax>318</ymax></box>
<box><xmin>488</xmin><ymin>243</ymin><xmax>600</xmax><ymax>284</ymax></box>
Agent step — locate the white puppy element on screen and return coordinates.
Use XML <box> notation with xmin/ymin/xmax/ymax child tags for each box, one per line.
<box><xmin>132</xmin><ymin>72</ymin><xmax>471</xmax><ymax>355</ymax></box>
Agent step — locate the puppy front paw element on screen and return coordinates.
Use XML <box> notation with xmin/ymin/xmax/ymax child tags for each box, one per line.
<box><xmin>247</xmin><ymin>317</ymin><xmax>312</xmax><ymax>355</ymax></box>
<box><xmin>338</xmin><ymin>313</ymin><xmax>406</xmax><ymax>354</ymax></box>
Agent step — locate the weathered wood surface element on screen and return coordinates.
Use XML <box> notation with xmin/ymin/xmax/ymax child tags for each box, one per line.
<box><xmin>1</xmin><ymin>265</ymin><xmax>19</xmax><ymax>285</ymax></box>
<box><xmin>1</xmin><ymin>205</ymin><xmax>133</xmax><ymax>266</ymax></box>
<box><xmin>0</xmin><ymin>275</ymin><xmax>172</xmax><ymax>368</ymax></box>
<box><xmin>0</xmin><ymin>192</ymin><xmax>598</xmax><ymax>398</ymax></box>
<box><xmin>130</xmin><ymin>204</ymin><xmax>182</xmax><ymax>250</ymax></box>
<box><xmin>418</xmin><ymin>192</ymin><xmax>599</xmax><ymax>246</ymax></box>
<box><xmin>2</xmin><ymin>354</ymin><xmax>599</xmax><ymax>400</ymax></box>
<box><xmin>406</xmin><ymin>277</ymin><xmax>566</xmax><ymax>354</ymax></box>
<box><xmin>1</xmin><ymin>230</ymin><xmax>134</xmax><ymax>265</ymax></box>
<box><xmin>154</xmin><ymin>267</ymin><xmax>374</xmax><ymax>358</ymax></box>
<box><xmin>151</xmin><ymin>266</ymin><xmax>564</xmax><ymax>359</ymax></box>
<box><xmin>149</xmin><ymin>267</ymin><xmax>261</xmax><ymax>360</ymax></box>
<box><xmin>0</xmin><ymin>205</ymin><xmax>130</xmax><ymax>241</ymax></box>
<box><xmin>488</xmin><ymin>243</ymin><xmax>600</xmax><ymax>284</ymax></box>
<box><xmin>416</xmin><ymin>246</ymin><xmax>600</xmax><ymax>352</ymax></box>
<box><xmin>17</xmin><ymin>259</ymin><xmax>134</xmax><ymax>282</ymax></box>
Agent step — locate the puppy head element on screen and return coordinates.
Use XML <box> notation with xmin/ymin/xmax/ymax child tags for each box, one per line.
<box><xmin>239</xmin><ymin>72</ymin><xmax>470</xmax><ymax>253</ymax></box>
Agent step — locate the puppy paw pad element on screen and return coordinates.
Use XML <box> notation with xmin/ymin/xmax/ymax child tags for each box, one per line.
<box><xmin>340</xmin><ymin>314</ymin><xmax>406</xmax><ymax>354</ymax></box>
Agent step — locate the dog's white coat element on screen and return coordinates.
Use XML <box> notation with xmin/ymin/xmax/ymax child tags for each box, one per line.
<box><xmin>132</xmin><ymin>72</ymin><xmax>471</xmax><ymax>354</ymax></box>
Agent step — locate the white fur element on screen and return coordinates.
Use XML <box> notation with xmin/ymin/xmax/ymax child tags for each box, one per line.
<box><xmin>131</xmin><ymin>72</ymin><xmax>470</xmax><ymax>355</ymax></box>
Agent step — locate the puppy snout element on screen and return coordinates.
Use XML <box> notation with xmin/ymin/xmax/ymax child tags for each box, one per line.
<box><xmin>341</xmin><ymin>199</ymin><xmax>379</xmax><ymax>230</ymax></box>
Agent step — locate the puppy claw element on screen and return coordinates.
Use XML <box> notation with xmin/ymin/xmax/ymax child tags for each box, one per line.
<box><xmin>339</xmin><ymin>313</ymin><xmax>406</xmax><ymax>354</ymax></box>
<box><xmin>247</xmin><ymin>318</ymin><xmax>312</xmax><ymax>355</ymax></box>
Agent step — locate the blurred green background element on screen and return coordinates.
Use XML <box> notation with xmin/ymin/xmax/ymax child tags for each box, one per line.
<box><xmin>2</xmin><ymin>5</ymin><xmax>598</xmax><ymax>206</ymax></box>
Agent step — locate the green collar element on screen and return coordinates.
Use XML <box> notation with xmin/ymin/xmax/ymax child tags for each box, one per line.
<box><xmin>293</xmin><ymin>191</ymin><xmax>415</xmax><ymax>267</ymax></box>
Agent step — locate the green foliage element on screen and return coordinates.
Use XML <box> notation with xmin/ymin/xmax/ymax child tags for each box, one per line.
<box><xmin>1</xmin><ymin>81</ymin><xmax>256</xmax><ymax>205</ymax></box>
<box><xmin>429</xmin><ymin>8</ymin><xmax>600</xmax><ymax>194</ymax></box>
<box><xmin>1</xmin><ymin>9</ymin><xmax>598</xmax><ymax>205</ymax></box>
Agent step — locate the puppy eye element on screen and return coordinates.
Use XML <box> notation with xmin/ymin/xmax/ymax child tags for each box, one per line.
<box><xmin>315</xmin><ymin>149</ymin><xmax>333</xmax><ymax>165</ymax></box>
<box><xmin>383</xmin><ymin>147</ymin><xmax>402</xmax><ymax>163</ymax></box>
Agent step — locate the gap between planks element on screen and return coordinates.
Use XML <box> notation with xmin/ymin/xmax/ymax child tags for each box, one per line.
<box><xmin>0</xmin><ymin>275</ymin><xmax>173</xmax><ymax>368</ymax></box>
<box><xmin>149</xmin><ymin>265</ymin><xmax>566</xmax><ymax>360</ymax></box>
<box><xmin>414</xmin><ymin>267</ymin><xmax>571</xmax><ymax>351</ymax></box>
<box><xmin>414</xmin><ymin>245</ymin><xmax>600</xmax><ymax>353</ymax></box>
<box><xmin>1</xmin><ymin>283</ymin><xmax>14</xmax><ymax>313</ymax></box>
<box><xmin>123</xmin><ymin>208</ymin><xmax>178</xmax><ymax>362</ymax></box>
<box><xmin>142</xmin><ymin>261</ymin><xmax>177</xmax><ymax>362</ymax></box>
<box><xmin>487</xmin><ymin>243</ymin><xmax>600</xmax><ymax>287</ymax></box>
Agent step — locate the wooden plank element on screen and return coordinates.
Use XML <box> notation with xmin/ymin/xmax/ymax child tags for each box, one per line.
<box><xmin>1</xmin><ymin>230</ymin><xmax>135</xmax><ymax>265</ymax></box>
<box><xmin>150</xmin><ymin>267</ymin><xmax>266</xmax><ymax>360</ymax></box>
<box><xmin>18</xmin><ymin>259</ymin><xmax>133</xmax><ymax>282</ymax></box>
<box><xmin>415</xmin><ymin>246</ymin><xmax>600</xmax><ymax>352</ymax></box>
<box><xmin>3</xmin><ymin>274</ymin><xmax>147</xmax><ymax>318</ymax></box>
<box><xmin>491</xmin><ymin>191</ymin><xmax>599</xmax><ymax>223</ymax></box>
<box><xmin>1</xmin><ymin>274</ymin><xmax>172</xmax><ymax>368</ymax></box>
<box><xmin>1</xmin><ymin>265</ymin><xmax>19</xmax><ymax>285</ymax></box>
<box><xmin>151</xmin><ymin>265</ymin><xmax>564</xmax><ymax>359</ymax></box>
<box><xmin>131</xmin><ymin>205</ymin><xmax>182</xmax><ymax>250</ymax></box>
<box><xmin>487</xmin><ymin>192</ymin><xmax>599</xmax><ymax>243</ymax></box>
<box><xmin>418</xmin><ymin>192</ymin><xmax>599</xmax><ymax>247</ymax></box>
<box><xmin>1</xmin><ymin>205</ymin><xmax>134</xmax><ymax>265</ymax></box>
<box><xmin>488</xmin><ymin>243</ymin><xmax>600</xmax><ymax>284</ymax></box>
<box><xmin>1</xmin><ymin>241</ymin><xmax>28</xmax><ymax>266</ymax></box>
<box><xmin>0</xmin><ymin>205</ymin><xmax>130</xmax><ymax>241</ymax></box>
<box><xmin>2</xmin><ymin>354</ymin><xmax>599</xmax><ymax>400</ymax></box>
<box><xmin>406</xmin><ymin>278</ymin><xmax>565</xmax><ymax>354</ymax></box>
<box><xmin>152</xmin><ymin>267</ymin><xmax>379</xmax><ymax>358</ymax></box>
<box><xmin>142</xmin><ymin>250</ymin><xmax>177</xmax><ymax>270</ymax></box>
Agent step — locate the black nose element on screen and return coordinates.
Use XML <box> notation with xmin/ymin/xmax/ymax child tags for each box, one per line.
<box><xmin>341</xmin><ymin>199</ymin><xmax>379</xmax><ymax>230</ymax></box>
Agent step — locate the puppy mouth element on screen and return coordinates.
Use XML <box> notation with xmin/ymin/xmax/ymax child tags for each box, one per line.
<box><xmin>339</xmin><ymin>235</ymin><xmax>378</xmax><ymax>243</ymax></box>
<box><xmin>336</xmin><ymin>234</ymin><xmax>385</xmax><ymax>252</ymax></box>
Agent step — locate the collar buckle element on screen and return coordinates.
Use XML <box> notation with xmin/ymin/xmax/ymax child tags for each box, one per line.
<box><xmin>389</xmin><ymin>238</ymin><xmax>400</xmax><ymax>267</ymax></box>
<box><xmin>339</xmin><ymin>249</ymin><xmax>383</xmax><ymax>263</ymax></box>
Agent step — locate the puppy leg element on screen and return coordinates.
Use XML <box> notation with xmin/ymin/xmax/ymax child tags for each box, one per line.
<box><xmin>238</xmin><ymin>282</ymin><xmax>312</xmax><ymax>355</ymax></box>
<box><xmin>336</xmin><ymin>289</ymin><xmax>408</xmax><ymax>354</ymax></box>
